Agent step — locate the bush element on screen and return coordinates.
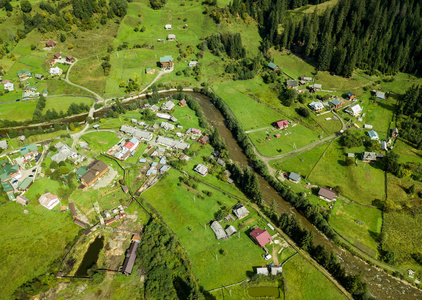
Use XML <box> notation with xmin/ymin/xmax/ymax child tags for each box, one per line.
<box><xmin>298</xmin><ymin>107</ymin><xmax>310</xmax><ymax>118</ymax></box>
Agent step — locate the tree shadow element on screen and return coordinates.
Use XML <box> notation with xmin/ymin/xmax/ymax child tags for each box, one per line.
<box><xmin>368</xmin><ymin>230</ymin><xmax>380</xmax><ymax>243</ymax></box>
<box><xmin>337</xmin><ymin>159</ymin><xmax>347</xmax><ymax>166</ymax></box>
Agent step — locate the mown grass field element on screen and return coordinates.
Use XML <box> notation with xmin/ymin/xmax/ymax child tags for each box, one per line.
<box><xmin>142</xmin><ymin>169</ymin><xmax>270</xmax><ymax>290</ymax></box>
<box><xmin>79</xmin><ymin>131</ymin><xmax>121</xmax><ymax>154</ymax></box>
<box><xmin>283</xmin><ymin>254</ymin><xmax>348</xmax><ymax>300</ymax></box>
<box><xmin>309</xmin><ymin>140</ymin><xmax>385</xmax><ymax>205</ymax></box>
<box><xmin>393</xmin><ymin>139</ymin><xmax>422</xmax><ymax>164</ymax></box>
<box><xmin>0</xmin><ymin>202</ymin><xmax>79</xmax><ymax>299</ymax></box>
<box><xmin>387</xmin><ymin>177</ymin><xmax>422</xmax><ymax>204</ymax></box>
<box><xmin>330</xmin><ymin>200</ymin><xmax>382</xmax><ymax>257</ymax></box>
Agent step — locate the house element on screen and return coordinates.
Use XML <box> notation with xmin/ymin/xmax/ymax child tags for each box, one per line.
<box><xmin>308</xmin><ymin>101</ymin><xmax>324</xmax><ymax>112</ymax></box>
<box><xmin>392</xmin><ymin>128</ymin><xmax>399</xmax><ymax>138</ymax></box>
<box><xmin>17</xmin><ymin>177</ymin><xmax>33</xmax><ymax>191</ymax></box>
<box><xmin>17</xmin><ymin>69</ymin><xmax>32</xmax><ymax>81</ymax></box>
<box><xmin>161</xmin><ymin>122</ymin><xmax>175</xmax><ymax>131</ymax></box>
<box><xmin>49</xmin><ymin>67</ymin><xmax>63</xmax><ymax>76</ymax></box>
<box><xmin>35</xmin><ymin>74</ymin><xmax>44</xmax><ymax>80</ymax></box>
<box><xmin>347</xmin><ymin>153</ymin><xmax>355</xmax><ymax>158</ymax></box>
<box><xmin>16</xmin><ymin>195</ymin><xmax>30</xmax><ymax>206</ymax></box>
<box><xmin>66</xmin><ymin>55</ymin><xmax>74</xmax><ymax>63</ymax></box>
<box><xmin>23</xmin><ymin>86</ymin><xmax>39</xmax><ymax>98</ymax></box>
<box><xmin>46</xmin><ymin>41</ymin><xmax>56</xmax><ymax>48</ymax></box>
<box><xmin>268</xmin><ymin>62</ymin><xmax>279</xmax><ymax>71</ymax></box>
<box><xmin>74</xmin><ymin>219</ymin><xmax>88</xmax><ymax>228</ymax></box>
<box><xmin>318</xmin><ymin>187</ymin><xmax>337</xmax><ymax>202</ymax></box>
<box><xmin>275</xmin><ymin>120</ymin><xmax>289</xmax><ymax>129</ymax></box>
<box><xmin>225</xmin><ymin>225</ymin><xmax>237</xmax><ymax>236</ymax></box>
<box><xmin>121</xmin><ymin>185</ymin><xmax>129</xmax><ymax>194</ymax></box>
<box><xmin>189</xmin><ymin>61</ymin><xmax>197</xmax><ymax>68</ymax></box>
<box><xmin>376</xmin><ymin>91</ymin><xmax>386</xmax><ymax>100</ymax></box>
<box><xmin>1</xmin><ymin>181</ymin><xmax>15</xmax><ymax>201</ymax></box>
<box><xmin>145</xmin><ymin>67</ymin><xmax>154</xmax><ymax>74</ymax></box>
<box><xmin>122</xmin><ymin>238</ymin><xmax>141</xmax><ymax>275</ymax></box>
<box><xmin>156</xmin><ymin>136</ymin><xmax>190</xmax><ymax>150</ymax></box>
<box><xmin>186</xmin><ymin>128</ymin><xmax>201</xmax><ymax>136</ymax></box>
<box><xmin>364</xmin><ymin>124</ymin><xmax>373</xmax><ymax>129</ymax></box>
<box><xmin>194</xmin><ymin>164</ymin><xmax>208</xmax><ymax>176</ymax></box>
<box><xmin>346</xmin><ymin>104</ymin><xmax>362</xmax><ymax>116</ymax></box>
<box><xmin>289</xmin><ymin>172</ymin><xmax>301</xmax><ymax>183</ymax></box>
<box><xmin>361</xmin><ymin>152</ymin><xmax>377</xmax><ymax>162</ymax></box>
<box><xmin>301</xmin><ymin>76</ymin><xmax>313</xmax><ymax>82</ymax></box>
<box><xmin>217</xmin><ymin>158</ymin><xmax>226</xmax><ymax>167</ymax></box>
<box><xmin>250</xmin><ymin>228</ymin><xmax>272</xmax><ymax>248</ymax></box>
<box><xmin>165</xmin><ymin>24</ymin><xmax>172</xmax><ymax>29</ymax></box>
<box><xmin>161</xmin><ymin>100</ymin><xmax>175</xmax><ymax>111</ymax></box>
<box><xmin>123</xmin><ymin>137</ymin><xmax>140</xmax><ymax>152</ymax></box>
<box><xmin>368</xmin><ymin>130</ymin><xmax>379</xmax><ymax>140</ymax></box>
<box><xmin>178</xmin><ymin>99</ymin><xmax>187</xmax><ymax>107</ymax></box>
<box><xmin>69</xmin><ymin>202</ymin><xmax>76</xmax><ymax>219</ymax></box>
<box><xmin>0</xmin><ymin>164</ymin><xmax>21</xmax><ymax>182</ymax></box>
<box><xmin>329</xmin><ymin>99</ymin><xmax>342</xmax><ymax>109</ymax></box>
<box><xmin>309</xmin><ymin>83</ymin><xmax>322</xmax><ymax>92</ymax></box>
<box><xmin>271</xmin><ymin>266</ymin><xmax>283</xmax><ymax>275</ymax></box>
<box><xmin>80</xmin><ymin>160</ymin><xmax>108</xmax><ymax>188</ymax></box>
<box><xmin>198</xmin><ymin>135</ymin><xmax>209</xmax><ymax>145</ymax></box>
<box><xmin>256</xmin><ymin>267</ymin><xmax>269</xmax><ymax>276</ymax></box>
<box><xmin>20</xmin><ymin>144</ymin><xmax>39</xmax><ymax>160</ymax></box>
<box><xmin>0</xmin><ymin>140</ymin><xmax>8</xmax><ymax>150</ymax></box>
<box><xmin>210</xmin><ymin>221</ymin><xmax>227</xmax><ymax>240</ymax></box>
<box><xmin>38</xmin><ymin>193</ymin><xmax>60</xmax><ymax>210</ymax></box>
<box><xmin>286</xmin><ymin>80</ymin><xmax>298</xmax><ymax>88</ymax></box>
<box><xmin>160</xmin><ymin>55</ymin><xmax>174</xmax><ymax>69</ymax></box>
<box><xmin>105</xmin><ymin>217</ymin><xmax>116</xmax><ymax>225</ymax></box>
<box><xmin>53</xmin><ymin>53</ymin><xmax>61</xmax><ymax>59</ymax></box>
<box><xmin>120</xmin><ymin>125</ymin><xmax>153</xmax><ymax>141</ymax></box>
<box><xmin>51</xmin><ymin>144</ymin><xmax>78</xmax><ymax>163</ymax></box>
<box><xmin>4</xmin><ymin>82</ymin><xmax>14</xmax><ymax>91</ymax></box>
<box><xmin>167</xmin><ymin>34</ymin><xmax>176</xmax><ymax>41</ymax></box>
<box><xmin>275</xmin><ymin>134</ymin><xmax>281</xmax><ymax>138</ymax></box>
<box><xmin>233</xmin><ymin>204</ymin><xmax>249</xmax><ymax>219</ymax></box>
<box><xmin>179</xmin><ymin>154</ymin><xmax>190</xmax><ymax>161</ymax></box>
<box><xmin>346</xmin><ymin>92</ymin><xmax>355</xmax><ymax>100</ymax></box>
<box><xmin>183</xmin><ymin>24</ymin><xmax>188</xmax><ymax>29</ymax></box>
<box><xmin>381</xmin><ymin>141</ymin><xmax>388</xmax><ymax>151</ymax></box>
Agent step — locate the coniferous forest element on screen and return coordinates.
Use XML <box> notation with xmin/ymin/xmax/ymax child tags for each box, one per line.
<box><xmin>230</xmin><ymin>0</ymin><xmax>422</xmax><ymax>77</ymax></box>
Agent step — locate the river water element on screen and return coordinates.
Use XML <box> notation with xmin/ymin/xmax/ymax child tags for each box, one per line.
<box><xmin>187</xmin><ymin>92</ymin><xmax>422</xmax><ymax>299</ymax></box>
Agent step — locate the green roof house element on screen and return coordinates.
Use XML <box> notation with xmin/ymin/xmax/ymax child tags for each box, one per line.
<box><xmin>1</xmin><ymin>181</ymin><xmax>15</xmax><ymax>200</ymax></box>
<box><xmin>1</xmin><ymin>164</ymin><xmax>20</xmax><ymax>182</ymax></box>
<box><xmin>18</xmin><ymin>177</ymin><xmax>33</xmax><ymax>191</ymax></box>
<box><xmin>42</xmin><ymin>89</ymin><xmax>48</xmax><ymax>96</ymax></box>
<box><xmin>76</xmin><ymin>166</ymin><xmax>88</xmax><ymax>178</ymax></box>
<box><xmin>268</xmin><ymin>62</ymin><xmax>279</xmax><ymax>71</ymax></box>
<box><xmin>160</xmin><ymin>56</ymin><xmax>174</xmax><ymax>69</ymax></box>
<box><xmin>20</xmin><ymin>144</ymin><xmax>39</xmax><ymax>160</ymax></box>
<box><xmin>17</xmin><ymin>69</ymin><xmax>32</xmax><ymax>81</ymax></box>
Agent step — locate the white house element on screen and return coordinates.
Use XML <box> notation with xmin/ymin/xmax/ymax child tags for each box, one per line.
<box><xmin>161</xmin><ymin>100</ymin><xmax>175</xmax><ymax>111</ymax></box>
<box><xmin>346</xmin><ymin>104</ymin><xmax>363</xmax><ymax>116</ymax></box>
<box><xmin>4</xmin><ymin>82</ymin><xmax>14</xmax><ymax>91</ymax></box>
<box><xmin>165</xmin><ymin>24</ymin><xmax>172</xmax><ymax>29</ymax></box>
<box><xmin>49</xmin><ymin>67</ymin><xmax>63</xmax><ymax>76</ymax></box>
<box><xmin>38</xmin><ymin>193</ymin><xmax>60</xmax><ymax>210</ymax></box>
<box><xmin>189</xmin><ymin>61</ymin><xmax>198</xmax><ymax>68</ymax></box>
<box><xmin>308</xmin><ymin>101</ymin><xmax>324</xmax><ymax>112</ymax></box>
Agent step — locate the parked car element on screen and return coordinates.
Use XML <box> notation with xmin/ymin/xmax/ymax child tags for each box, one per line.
<box><xmin>29</xmin><ymin>175</ymin><xmax>34</xmax><ymax>178</ymax></box>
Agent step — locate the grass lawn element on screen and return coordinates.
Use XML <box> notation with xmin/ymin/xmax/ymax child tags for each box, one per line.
<box><xmin>387</xmin><ymin>177</ymin><xmax>422</xmax><ymax>205</ymax></box>
<box><xmin>248</xmin><ymin>125</ymin><xmax>320</xmax><ymax>157</ymax></box>
<box><xmin>79</xmin><ymin>131</ymin><xmax>121</xmax><ymax>154</ymax></box>
<box><xmin>142</xmin><ymin>169</ymin><xmax>269</xmax><ymax>290</ymax></box>
<box><xmin>393</xmin><ymin>139</ymin><xmax>422</xmax><ymax>164</ymax></box>
<box><xmin>383</xmin><ymin>212</ymin><xmax>422</xmax><ymax>274</ymax></box>
<box><xmin>330</xmin><ymin>200</ymin><xmax>382</xmax><ymax>257</ymax></box>
<box><xmin>362</xmin><ymin>98</ymin><xmax>396</xmax><ymax>132</ymax></box>
<box><xmin>0</xmin><ymin>202</ymin><xmax>79</xmax><ymax>298</ymax></box>
<box><xmin>283</xmin><ymin>254</ymin><xmax>348</xmax><ymax>300</ymax></box>
<box><xmin>309</xmin><ymin>140</ymin><xmax>386</xmax><ymax>205</ymax></box>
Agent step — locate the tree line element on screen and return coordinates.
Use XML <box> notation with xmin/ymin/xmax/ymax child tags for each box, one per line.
<box><xmin>32</xmin><ymin>96</ymin><xmax>90</xmax><ymax>123</ymax></box>
<box><xmin>398</xmin><ymin>85</ymin><xmax>422</xmax><ymax>149</ymax></box>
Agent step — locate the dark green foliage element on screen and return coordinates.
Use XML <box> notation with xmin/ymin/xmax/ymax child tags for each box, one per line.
<box><xmin>297</xmin><ymin>107</ymin><xmax>310</xmax><ymax>118</ymax></box>
<box><xmin>383</xmin><ymin>151</ymin><xmax>401</xmax><ymax>177</ymax></box>
<box><xmin>206</xmin><ymin>33</ymin><xmax>246</xmax><ymax>60</ymax></box>
<box><xmin>20</xmin><ymin>0</ymin><xmax>32</xmax><ymax>13</ymax></box>
<box><xmin>341</xmin><ymin>131</ymin><xmax>363</xmax><ymax>148</ymax></box>
<box><xmin>137</xmin><ymin>219</ymin><xmax>204</xmax><ymax>299</ymax></box>
<box><xmin>109</xmin><ymin>0</ymin><xmax>128</xmax><ymax>17</ymax></box>
<box><xmin>141</xmin><ymin>109</ymin><xmax>156</xmax><ymax>121</ymax></box>
<box><xmin>412</xmin><ymin>253</ymin><xmax>422</xmax><ymax>266</ymax></box>
<box><xmin>400</xmin><ymin>85</ymin><xmax>422</xmax><ymax>116</ymax></box>
<box><xmin>150</xmin><ymin>0</ymin><xmax>167</xmax><ymax>10</ymax></box>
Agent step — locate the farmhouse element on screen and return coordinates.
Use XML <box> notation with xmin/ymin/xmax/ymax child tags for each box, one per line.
<box><xmin>156</xmin><ymin>136</ymin><xmax>190</xmax><ymax>150</ymax></box>
<box><xmin>309</xmin><ymin>83</ymin><xmax>322</xmax><ymax>92</ymax></box>
<box><xmin>17</xmin><ymin>69</ymin><xmax>32</xmax><ymax>81</ymax></box>
<box><xmin>346</xmin><ymin>104</ymin><xmax>362</xmax><ymax>116</ymax></box>
<box><xmin>250</xmin><ymin>228</ymin><xmax>272</xmax><ymax>248</ymax></box>
<box><xmin>35</xmin><ymin>74</ymin><xmax>44</xmax><ymax>80</ymax></box>
<box><xmin>275</xmin><ymin>119</ymin><xmax>289</xmax><ymax>129</ymax></box>
<box><xmin>233</xmin><ymin>204</ymin><xmax>249</xmax><ymax>219</ymax></box>
<box><xmin>20</xmin><ymin>144</ymin><xmax>39</xmax><ymax>160</ymax></box>
<box><xmin>0</xmin><ymin>140</ymin><xmax>8</xmax><ymax>150</ymax></box>
<box><xmin>329</xmin><ymin>99</ymin><xmax>342</xmax><ymax>109</ymax></box>
<box><xmin>308</xmin><ymin>101</ymin><xmax>324</xmax><ymax>112</ymax></box>
<box><xmin>225</xmin><ymin>225</ymin><xmax>237</xmax><ymax>236</ymax></box>
<box><xmin>53</xmin><ymin>53</ymin><xmax>61</xmax><ymax>59</ymax></box>
<box><xmin>346</xmin><ymin>92</ymin><xmax>355</xmax><ymax>100</ymax></box>
<box><xmin>80</xmin><ymin>160</ymin><xmax>108</xmax><ymax>188</ymax></box>
<box><xmin>4</xmin><ymin>82</ymin><xmax>14</xmax><ymax>91</ymax></box>
<box><xmin>286</xmin><ymin>80</ymin><xmax>298</xmax><ymax>88</ymax></box>
<box><xmin>160</xmin><ymin>55</ymin><xmax>174</xmax><ymax>69</ymax></box>
<box><xmin>361</xmin><ymin>152</ymin><xmax>377</xmax><ymax>162</ymax></box>
<box><xmin>51</xmin><ymin>144</ymin><xmax>78</xmax><ymax>163</ymax></box>
<box><xmin>38</xmin><ymin>193</ymin><xmax>60</xmax><ymax>210</ymax></box>
<box><xmin>122</xmin><ymin>237</ymin><xmax>141</xmax><ymax>275</ymax></box>
<box><xmin>165</xmin><ymin>24</ymin><xmax>172</xmax><ymax>29</ymax></box>
<box><xmin>301</xmin><ymin>76</ymin><xmax>313</xmax><ymax>82</ymax></box>
<box><xmin>179</xmin><ymin>99</ymin><xmax>187</xmax><ymax>107</ymax></box>
<box><xmin>189</xmin><ymin>61</ymin><xmax>197</xmax><ymax>68</ymax></box>
<box><xmin>268</xmin><ymin>62</ymin><xmax>279</xmax><ymax>71</ymax></box>
<box><xmin>318</xmin><ymin>187</ymin><xmax>337</xmax><ymax>202</ymax></box>
<box><xmin>49</xmin><ymin>67</ymin><xmax>63</xmax><ymax>76</ymax></box>
<box><xmin>289</xmin><ymin>172</ymin><xmax>301</xmax><ymax>183</ymax></box>
<box><xmin>194</xmin><ymin>164</ymin><xmax>208</xmax><ymax>176</ymax></box>
<box><xmin>198</xmin><ymin>135</ymin><xmax>209</xmax><ymax>145</ymax></box>
<box><xmin>66</xmin><ymin>55</ymin><xmax>74</xmax><ymax>63</ymax></box>
<box><xmin>17</xmin><ymin>177</ymin><xmax>33</xmax><ymax>192</ymax></box>
<box><xmin>167</xmin><ymin>34</ymin><xmax>176</xmax><ymax>41</ymax></box>
<box><xmin>45</xmin><ymin>41</ymin><xmax>56</xmax><ymax>48</ymax></box>
<box><xmin>16</xmin><ymin>195</ymin><xmax>30</xmax><ymax>206</ymax></box>
<box><xmin>368</xmin><ymin>130</ymin><xmax>379</xmax><ymax>140</ymax></box>
<box><xmin>256</xmin><ymin>267</ymin><xmax>269</xmax><ymax>276</ymax></box>
<box><xmin>161</xmin><ymin>100</ymin><xmax>175</xmax><ymax>111</ymax></box>
<box><xmin>210</xmin><ymin>221</ymin><xmax>227</xmax><ymax>240</ymax></box>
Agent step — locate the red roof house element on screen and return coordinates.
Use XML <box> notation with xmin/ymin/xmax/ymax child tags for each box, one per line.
<box><xmin>250</xmin><ymin>228</ymin><xmax>272</xmax><ymax>248</ymax></box>
<box><xmin>276</xmin><ymin>120</ymin><xmax>289</xmax><ymax>129</ymax></box>
<box><xmin>123</xmin><ymin>141</ymin><xmax>135</xmax><ymax>150</ymax></box>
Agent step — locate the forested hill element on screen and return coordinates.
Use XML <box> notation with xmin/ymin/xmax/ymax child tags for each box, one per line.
<box><xmin>230</xmin><ymin>0</ymin><xmax>422</xmax><ymax>77</ymax></box>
